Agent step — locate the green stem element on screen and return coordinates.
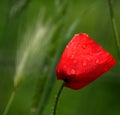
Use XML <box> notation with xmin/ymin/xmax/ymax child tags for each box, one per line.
<box><xmin>108</xmin><ymin>0</ymin><xmax>120</xmax><ymax>58</ymax></box>
<box><xmin>52</xmin><ymin>82</ymin><xmax>64</xmax><ymax>115</ymax></box>
<box><xmin>3</xmin><ymin>91</ymin><xmax>16</xmax><ymax>115</ymax></box>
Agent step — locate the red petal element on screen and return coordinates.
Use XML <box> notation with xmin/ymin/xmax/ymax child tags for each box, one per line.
<box><xmin>56</xmin><ymin>33</ymin><xmax>116</xmax><ymax>90</ymax></box>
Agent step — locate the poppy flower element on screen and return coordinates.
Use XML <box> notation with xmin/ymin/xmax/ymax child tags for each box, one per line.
<box><xmin>56</xmin><ymin>33</ymin><xmax>116</xmax><ymax>90</ymax></box>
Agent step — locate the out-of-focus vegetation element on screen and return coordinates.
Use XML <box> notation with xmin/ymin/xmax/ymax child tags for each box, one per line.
<box><xmin>0</xmin><ymin>0</ymin><xmax>120</xmax><ymax>115</ymax></box>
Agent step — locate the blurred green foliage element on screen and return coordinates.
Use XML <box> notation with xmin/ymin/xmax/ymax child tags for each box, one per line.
<box><xmin>0</xmin><ymin>0</ymin><xmax>120</xmax><ymax>115</ymax></box>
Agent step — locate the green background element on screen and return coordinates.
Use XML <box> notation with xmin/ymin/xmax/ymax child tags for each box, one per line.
<box><xmin>0</xmin><ymin>0</ymin><xmax>120</xmax><ymax>115</ymax></box>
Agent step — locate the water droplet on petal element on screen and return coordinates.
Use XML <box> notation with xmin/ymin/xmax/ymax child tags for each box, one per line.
<box><xmin>73</xmin><ymin>60</ymin><xmax>77</xmax><ymax>64</ymax></box>
<box><xmin>82</xmin><ymin>44</ymin><xmax>86</xmax><ymax>49</ymax></box>
<box><xmin>95</xmin><ymin>59</ymin><xmax>99</xmax><ymax>64</ymax></box>
<box><xmin>73</xmin><ymin>51</ymin><xmax>76</xmax><ymax>54</ymax></box>
<box><xmin>73</xmin><ymin>46</ymin><xmax>77</xmax><ymax>50</ymax></box>
<box><xmin>71</xmin><ymin>55</ymin><xmax>74</xmax><ymax>59</ymax></box>
<box><xmin>87</xmin><ymin>57</ymin><xmax>91</xmax><ymax>61</ymax></box>
<box><xmin>71</xmin><ymin>69</ymin><xmax>75</xmax><ymax>74</ymax></box>
<box><xmin>104</xmin><ymin>65</ymin><xmax>109</xmax><ymax>71</ymax></box>
<box><xmin>71</xmin><ymin>42</ymin><xmax>74</xmax><ymax>47</ymax></box>
<box><xmin>66</xmin><ymin>45</ymin><xmax>69</xmax><ymax>48</ymax></box>
<box><xmin>89</xmin><ymin>52</ymin><xmax>92</xmax><ymax>56</ymax></box>
<box><xmin>63</xmin><ymin>65</ymin><xmax>67</xmax><ymax>69</ymax></box>
<box><xmin>83</xmin><ymin>68</ymin><xmax>86</xmax><ymax>72</ymax></box>
<box><xmin>83</xmin><ymin>61</ymin><xmax>87</xmax><ymax>66</ymax></box>
<box><xmin>78</xmin><ymin>44</ymin><xmax>81</xmax><ymax>47</ymax></box>
<box><xmin>57</xmin><ymin>69</ymin><xmax>60</xmax><ymax>73</ymax></box>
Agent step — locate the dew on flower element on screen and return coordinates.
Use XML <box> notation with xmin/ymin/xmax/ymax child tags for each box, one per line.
<box><xmin>73</xmin><ymin>60</ymin><xmax>77</xmax><ymax>64</ymax></box>
<box><xmin>89</xmin><ymin>52</ymin><xmax>92</xmax><ymax>56</ymax></box>
<box><xmin>70</xmin><ymin>42</ymin><xmax>74</xmax><ymax>47</ymax></box>
<box><xmin>104</xmin><ymin>64</ymin><xmax>109</xmax><ymax>71</ymax></box>
<box><xmin>73</xmin><ymin>45</ymin><xmax>77</xmax><ymax>50</ymax></box>
<box><xmin>82</xmin><ymin>44</ymin><xmax>86</xmax><ymax>49</ymax></box>
<box><xmin>72</xmin><ymin>51</ymin><xmax>76</xmax><ymax>54</ymax></box>
<box><xmin>56</xmin><ymin>33</ymin><xmax>116</xmax><ymax>90</ymax></box>
<box><xmin>82</xmin><ymin>61</ymin><xmax>87</xmax><ymax>66</ymax></box>
<box><xmin>63</xmin><ymin>65</ymin><xmax>67</xmax><ymax>69</ymax></box>
<box><xmin>66</xmin><ymin>45</ymin><xmax>69</xmax><ymax>49</ymax></box>
<box><xmin>57</xmin><ymin>69</ymin><xmax>60</xmax><ymax>73</ymax></box>
<box><xmin>95</xmin><ymin>59</ymin><xmax>100</xmax><ymax>64</ymax></box>
<box><xmin>71</xmin><ymin>55</ymin><xmax>74</xmax><ymax>59</ymax></box>
<box><xmin>71</xmin><ymin>69</ymin><xmax>76</xmax><ymax>74</ymax></box>
<box><xmin>87</xmin><ymin>57</ymin><xmax>91</xmax><ymax>61</ymax></box>
<box><xmin>83</xmin><ymin>68</ymin><xmax>86</xmax><ymax>72</ymax></box>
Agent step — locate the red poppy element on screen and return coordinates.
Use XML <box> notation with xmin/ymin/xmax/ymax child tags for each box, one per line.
<box><xmin>56</xmin><ymin>33</ymin><xmax>116</xmax><ymax>90</ymax></box>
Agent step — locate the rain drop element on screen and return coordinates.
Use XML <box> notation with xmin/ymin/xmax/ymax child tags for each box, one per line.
<box><xmin>63</xmin><ymin>65</ymin><xmax>67</xmax><ymax>69</ymax></box>
<box><xmin>73</xmin><ymin>46</ymin><xmax>77</xmax><ymax>50</ymax></box>
<box><xmin>87</xmin><ymin>57</ymin><xmax>91</xmax><ymax>61</ymax></box>
<box><xmin>83</xmin><ymin>61</ymin><xmax>87</xmax><ymax>66</ymax></box>
<box><xmin>66</xmin><ymin>45</ymin><xmax>69</xmax><ymax>49</ymax></box>
<box><xmin>82</xmin><ymin>44</ymin><xmax>86</xmax><ymax>49</ymax></box>
<box><xmin>73</xmin><ymin>51</ymin><xmax>76</xmax><ymax>54</ymax></box>
<box><xmin>71</xmin><ymin>42</ymin><xmax>74</xmax><ymax>47</ymax></box>
<box><xmin>95</xmin><ymin>59</ymin><xmax>99</xmax><ymax>64</ymax></box>
<box><xmin>89</xmin><ymin>52</ymin><xmax>92</xmax><ymax>56</ymax></box>
<box><xmin>71</xmin><ymin>69</ymin><xmax>75</xmax><ymax>74</ymax></box>
<box><xmin>104</xmin><ymin>65</ymin><xmax>109</xmax><ymax>71</ymax></box>
<box><xmin>71</xmin><ymin>55</ymin><xmax>74</xmax><ymax>59</ymax></box>
<box><xmin>83</xmin><ymin>68</ymin><xmax>86</xmax><ymax>72</ymax></box>
<box><xmin>73</xmin><ymin>60</ymin><xmax>77</xmax><ymax>64</ymax></box>
<box><xmin>57</xmin><ymin>69</ymin><xmax>60</xmax><ymax>73</ymax></box>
